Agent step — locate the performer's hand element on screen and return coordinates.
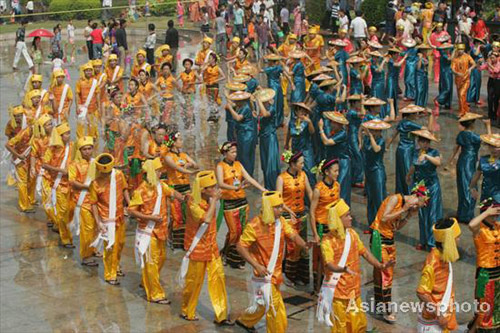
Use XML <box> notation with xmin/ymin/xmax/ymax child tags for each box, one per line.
<box><xmin>345</xmin><ymin>266</ymin><xmax>356</xmax><ymax>275</ymax></box>
<box><xmin>211</xmin><ymin>188</ymin><xmax>222</xmax><ymax>201</ymax></box>
<box><xmin>255</xmin><ymin>264</ymin><xmax>271</xmax><ymax>277</ymax></box>
<box><xmin>151</xmin><ymin>214</ymin><xmax>163</xmax><ymax>223</ymax></box>
<box><xmin>437</xmin><ymin>313</ymin><xmax>449</xmax><ymax>328</ymax></box>
<box><xmin>312</xmin><ymin>232</ymin><xmax>320</xmax><ymax>244</ymax></box>
<box><xmin>30</xmin><ymin>167</ymin><xmax>36</xmax><ymax>178</ymax></box>
<box><xmin>381</xmin><ymin>259</ymin><xmax>396</xmax><ymax>270</ymax></box>
<box><xmin>241</xmin><ymin>180</ymin><xmax>250</xmax><ymax>189</ymax></box>
<box><xmin>485</xmin><ymin>206</ymin><xmax>500</xmax><ymax>217</ymax></box>
<box><xmin>418</xmin><ymin>154</ymin><xmax>427</xmax><ymax>163</ymax></box>
<box><xmin>98</xmin><ymin>223</ymin><xmax>107</xmax><ymax>234</ymax></box>
<box><xmin>470</xmin><ymin>188</ymin><xmax>479</xmax><ymax>200</ymax></box>
<box><xmin>318</xmin><ymin>118</ymin><xmax>324</xmax><ymax>130</ymax></box>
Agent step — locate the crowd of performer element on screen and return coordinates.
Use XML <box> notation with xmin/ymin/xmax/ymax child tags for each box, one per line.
<box><xmin>4</xmin><ymin>12</ymin><xmax>500</xmax><ymax>333</ymax></box>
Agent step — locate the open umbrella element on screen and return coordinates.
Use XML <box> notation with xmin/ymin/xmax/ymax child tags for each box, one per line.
<box><xmin>28</xmin><ymin>29</ymin><xmax>54</xmax><ymax>38</ymax></box>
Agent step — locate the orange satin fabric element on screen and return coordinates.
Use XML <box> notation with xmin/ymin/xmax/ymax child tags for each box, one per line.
<box><xmin>370</xmin><ymin>194</ymin><xmax>404</xmax><ymax>239</ymax></box>
<box><xmin>474</xmin><ymin>224</ymin><xmax>500</xmax><ymax>268</ymax></box>
<box><xmin>218</xmin><ymin>160</ymin><xmax>246</xmax><ymax>200</ymax></box>
<box><xmin>281</xmin><ymin>171</ymin><xmax>306</xmax><ymax>214</ymax></box>
<box><xmin>314</xmin><ymin>181</ymin><xmax>340</xmax><ymax>224</ymax></box>
<box><xmin>164</xmin><ymin>151</ymin><xmax>190</xmax><ymax>185</ymax></box>
<box><xmin>68</xmin><ymin>159</ymin><xmax>93</xmax><ymax>210</ymax></box>
<box><xmin>88</xmin><ymin>169</ymin><xmax>128</xmax><ymax>226</ymax></box>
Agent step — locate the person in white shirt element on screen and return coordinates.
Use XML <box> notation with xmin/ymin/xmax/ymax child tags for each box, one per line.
<box><xmin>66</xmin><ymin>19</ymin><xmax>75</xmax><ymax>63</ymax></box>
<box><xmin>280</xmin><ymin>6</ymin><xmax>289</xmax><ymax>34</ymax></box>
<box><xmin>457</xmin><ymin>13</ymin><xmax>472</xmax><ymax>44</ymax></box>
<box><xmin>339</xmin><ymin>9</ymin><xmax>349</xmax><ymax>31</ymax></box>
<box><xmin>395</xmin><ymin>8</ymin><xmax>416</xmax><ymax>38</ymax></box>
<box><xmin>84</xmin><ymin>19</ymin><xmax>94</xmax><ymax>60</ymax></box>
<box><xmin>253</xmin><ymin>0</ymin><xmax>263</xmax><ymax>15</ymax></box>
<box><xmin>264</xmin><ymin>0</ymin><xmax>274</xmax><ymax>21</ymax></box>
<box><xmin>25</xmin><ymin>0</ymin><xmax>33</xmax><ymax>22</ymax></box>
<box><xmin>349</xmin><ymin>10</ymin><xmax>367</xmax><ymax>49</ymax></box>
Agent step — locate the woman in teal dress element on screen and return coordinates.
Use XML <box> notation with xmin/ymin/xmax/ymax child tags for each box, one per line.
<box><xmin>387</xmin><ymin>107</ymin><xmax>426</xmax><ymax>195</ymax></box>
<box><xmin>256</xmin><ymin>89</ymin><xmax>280</xmax><ymax>190</ymax></box>
<box><xmin>403</xmin><ymin>42</ymin><xmax>418</xmax><ymax>101</ymax></box>
<box><xmin>415</xmin><ymin>48</ymin><xmax>429</xmax><ymax>108</ymax></box>
<box><xmin>263</xmin><ymin>57</ymin><xmax>289</xmax><ymax>127</ymax></box>
<box><xmin>386</xmin><ymin>49</ymin><xmax>406</xmax><ymax>117</ymax></box>
<box><xmin>346</xmin><ymin>94</ymin><xmax>365</xmax><ymax>186</ymax></box>
<box><xmin>466</xmin><ymin>41</ymin><xmax>484</xmax><ymax>105</ymax></box>
<box><xmin>333</xmin><ymin>42</ymin><xmax>349</xmax><ymax>86</ymax></box>
<box><xmin>226</xmin><ymin>91</ymin><xmax>257</xmax><ymax>176</ymax></box>
<box><xmin>313</xmin><ymin>80</ymin><xmax>338</xmax><ymax>162</ymax></box>
<box><xmin>470</xmin><ymin>133</ymin><xmax>500</xmax><ymax>203</ymax></box>
<box><xmin>444</xmin><ymin>114</ymin><xmax>482</xmax><ymax>223</ymax></box>
<box><xmin>370</xmin><ymin>52</ymin><xmax>388</xmax><ymax>117</ymax></box>
<box><xmin>348</xmin><ymin>60</ymin><xmax>365</xmax><ymax>95</ymax></box>
<box><xmin>433</xmin><ymin>44</ymin><xmax>454</xmax><ymax>109</ymax></box>
<box><xmin>290</xmin><ymin>55</ymin><xmax>306</xmax><ymax>103</ymax></box>
<box><xmin>319</xmin><ymin>111</ymin><xmax>351</xmax><ymax>205</ymax></box>
<box><xmin>361</xmin><ymin>120</ymin><xmax>390</xmax><ymax>227</ymax></box>
<box><xmin>286</xmin><ymin>102</ymin><xmax>316</xmax><ymax>186</ymax></box>
<box><xmin>407</xmin><ymin>130</ymin><xmax>443</xmax><ymax>250</ymax></box>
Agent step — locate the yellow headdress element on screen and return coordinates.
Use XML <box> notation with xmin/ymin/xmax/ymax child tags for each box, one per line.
<box><xmin>28</xmin><ymin>89</ymin><xmax>42</xmax><ymax>101</ymax></box>
<box><xmin>338</xmin><ymin>28</ymin><xmax>347</xmax><ymax>34</ymax></box>
<box><xmin>327</xmin><ymin>199</ymin><xmax>350</xmax><ymax>239</ymax></box>
<box><xmin>80</xmin><ymin>62</ymin><xmax>94</xmax><ymax>78</ymax></box>
<box><xmin>192</xmin><ymin>170</ymin><xmax>217</xmax><ymax>204</ymax></box>
<box><xmin>455</xmin><ymin>43</ymin><xmax>465</xmax><ymax>50</ymax></box>
<box><xmin>492</xmin><ymin>41</ymin><xmax>500</xmax><ymax>48</ymax></box>
<box><xmin>9</xmin><ymin>105</ymin><xmax>25</xmax><ymax>129</ymax></box>
<box><xmin>261</xmin><ymin>191</ymin><xmax>284</xmax><ymax>225</ymax></box>
<box><xmin>92</xmin><ymin>59</ymin><xmax>103</xmax><ymax>67</ymax></box>
<box><xmin>49</xmin><ymin>122</ymin><xmax>70</xmax><ymax>146</ymax></box>
<box><xmin>32</xmin><ymin>74</ymin><xmax>42</xmax><ymax>83</ymax></box>
<box><xmin>142</xmin><ymin>157</ymin><xmax>163</xmax><ymax>186</ymax></box>
<box><xmin>75</xmin><ymin>136</ymin><xmax>94</xmax><ymax>161</ymax></box>
<box><xmin>155</xmin><ymin>44</ymin><xmax>171</xmax><ymax>58</ymax></box>
<box><xmin>368</xmin><ymin>26</ymin><xmax>377</xmax><ymax>32</ymax></box>
<box><xmin>232</xmin><ymin>36</ymin><xmax>241</xmax><ymax>44</ymax></box>
<box><xmin>50</xmin><ymin>69</ymin><xmax>66</xmax><ymax>88</ymax></box>
<box><xmin>436</xmin><ymin>22</ymin><xmax>443</xmax><ymax>28</ymax></box>
<box><xmin>33</xmin><ymin>114</ymin><xmax>52</xmax><ymax>138</ymax></box>
<box><xmin>95</xmin><ymin>153</ymin><xmax>115</xmax><ymax>173</ymax></box>
<box><xmin>136</xmin><ymin>49</ymin><xmax>147</xmax><ymax>61</ymax></box>
<box><xmin>203</xmin><ymin>36</ymin><xmax>213</xmax><ymax>45</ymax></box>
<box><xmin>433</xmin><ymin>218</ymin><xmax>461</xmax><ymax>263</ymax></box>
<box><xmin>288</xmin><ymin>33</ymin><xmax>297</xmax><ymax>40</ymax></box>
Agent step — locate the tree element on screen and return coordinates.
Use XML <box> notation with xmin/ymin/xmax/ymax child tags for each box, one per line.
<box><xmin>360</xmin><ymin>0</ymin><xmax>386</xmax><ymax>27</ymax></box>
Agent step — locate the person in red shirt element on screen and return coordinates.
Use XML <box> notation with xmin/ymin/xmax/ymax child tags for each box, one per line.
<box><xmin>471</xmin><ymin>13</ymin><xmax>489</xmax><ymax>40</ymax></box>
<box><xmin>90</xmin><ymin>22</ymin><xmax>104</xmax><ymax>59</ymax></box>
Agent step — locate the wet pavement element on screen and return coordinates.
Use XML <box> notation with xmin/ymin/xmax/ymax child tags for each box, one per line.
<box><xmin>0</xmin><ymin>33</ymin><xmax>497</xmax><ymax>332</ymax></box>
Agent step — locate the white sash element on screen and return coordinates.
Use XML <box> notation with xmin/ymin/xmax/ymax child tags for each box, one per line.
<box><xmin>111</xmin><ymin>66</ymin><xmax>120</xmax><ymax>82</ymax></box>
<box><xmin>90</xmin><ymin>169</ymin><xmax>117</xmax><ymax>252</ymax></box>
<box><xmin>177</xmin><ymin>205</ymin><xmax>212</xmax><ymax>287</ymax></box>
<box><xmin>317</xmin><ymin>230</ymin><xmax>352</xmax><ymax>327</ymax></box>
<box><xmin>78</xmin><ymin>79</ymin><xmax>98</xmax><ymax>121</ymax></box>
<box><xmin>417</xmin><ymin>262</ymin><xmax>453</xmax><ymax>333</ymax></box>
<box><xmin>97</xmin><ymin>73</ymin><xmax>105</xmax><ymax>86</ymax></box>
<box><xmin>35</xmin><ymin>169</ymin><xmax>44</xmax><ymax>198</ymax></box>
<box><xmin>34</xmin><ymin>89</ymin><xmax>47</xmax><ymax>119</ymax></box>
<box><xmin>245</xmin><ymin>219</ymin><xmax>282</xmax><ymax>316</ymax></box>
<box><xmin>13</xmin><ymin>146</ymin><xmax>31</xmax><ymax>166</ymax></box>
<box><xmin>24</xmin><ymin>72</ymin><xmax>33</xmax><ymax>92</ymax></box>
<box><xmin>56</xmin><ymin>84</ymin><xmax>69</xmax><ymax>124</ymax></box>
<box><xmin>134</xmin><ymin>183</ymin><xmax>162</xmax><ymax>268</ymax></box>
<box><xmin>203</xmin><ymin>50</ymin><xmax>214</xmax><ymax>65</ymax></box>
<box><xmin>50</xmin><ymin>144</ymin><xmax>70</xmax><ymax>216</ymax></box>
<box><xmin>69</xmin><ymin>158</ymin><xmax>94</xmax><ymax>235</ymax></box>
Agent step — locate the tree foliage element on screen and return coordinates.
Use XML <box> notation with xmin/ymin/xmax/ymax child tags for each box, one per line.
<box><xmin>49</xmin><ymin>0</ymin><xmax>101</xmax><ymax>20</ymax></box>
<box><xmin>360</xmin><ymin>0</ymin><xmax>387</xmax><ymax>27</ymax></box>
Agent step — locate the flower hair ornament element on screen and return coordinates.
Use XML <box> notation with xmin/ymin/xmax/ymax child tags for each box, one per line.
<box><xmin>219</xmin><ymin>141</ymin><xmax>237</xmax><ymax>154</ymax></box>
<box><xmin>311</xmin><ymin>159</ymin><xmax>325</xmax><ymax>175</ymax></box>
<box><xmin>165</xmin><ymin>131</ymin><xmax>180</xmax><ymax>147</ymax></box>
<box><xmin>478</xmin><ymin>197</ymin><xmax>499</xmax><ymax>212</ymax></box>
<box><xmin>411</xmin><ymin>180</ymin><xmax>430</xmax><ymax>205</ymax></box>
<box><xmin>281</xmin><ymin>150</ymin><xmax>293</xmax><ymax>163</ymax></box>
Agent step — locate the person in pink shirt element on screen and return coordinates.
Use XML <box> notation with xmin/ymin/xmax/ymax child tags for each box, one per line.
<box><xmin>428</xmin><ymin>22</ymin><xmax>450</xmax><ymax>83</ymax></box>
<box><xmin>368</xmin><ymin>26</ymin><xmax>379</xmax><ymax>43</ymax></box>
<box><xmin>90</xmin><ymin>22</ymin><xmax>104</xmax><ymax>59</ymax></box>
<box><xmin>338</xmin><ymin>28</ymin><xmax>354</xmax><ymax>53</ymax></box>
<box><xmin>293</xmin><ymin>4</ymin><xmax>301</xmax><ymax>37</ymax></box>
<box><xmin>486</xmin><ymin>51</ymin><xmax>500</xmax><ymax>122</ymax></box>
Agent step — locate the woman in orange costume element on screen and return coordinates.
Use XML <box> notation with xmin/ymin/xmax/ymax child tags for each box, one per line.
<box><xmin>467</xmin><ymin>198</ymin><xmax>500</xmax><ymax>332</ymax></box>
<box><xmin>156</xmin><ymin>62</ymin><xmax>180</xmax><ymax>123</ymax></box>
<box><xmin>102</xmin><ymin>89</ymin><xmax>127</xmax><ymax>167</ymax></box>
<box><xmin>163</xmin><ymin>130</ymin><xmax>198</xmax><ymax>249</ymax></box>
<box><xmin>304</xmin><ymin>26</ymin><xmax>324</xmax><ymax>73</ymax></box>
<box><xmin>309</xmin><ymin>158</ymin><xmax>340</xmax><ymax>292</ymax></box>
<box><xmin>216</xmin><ymin>141</ymin><xmax>265</xmax><ymax>269</ymax></box>
<box><xmin>416</xmin><ymin>217</ymin><xmax>460</xmax><ymax>332</ymax></box>
<box><xmin>276</xmin><ymin>150</ymin><xmax>313</xmax><ymax>287</ymax></box>
<box><xmin>202</xmin><ymin>52</ymin><xmax>226</xmax><ymax>122</ymax></box>
<box><xmin>138</xmin><ymin>69</ymin><xmax>159</xmax><ymax>116</ymax></box>
<box><xmin>154</xmin><ymin>45</ymin><xmax>173</xmax><ymax>74</ymax></box>
<box><xmin>451</xmin><ymin>43</ymin><xmax>476</xmax><ymax>117</ymax></box>
<box><xmin>131</xmin><ymin>49</ymin><xmax>151</xmax><ymax>79</ymax></box>
<box><xmin>178</xmin><ymin>58</ymin><xmax>199</xmax><ymax>129</ymax></box>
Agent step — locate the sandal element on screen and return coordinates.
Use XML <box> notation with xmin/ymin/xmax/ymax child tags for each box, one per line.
<box><xmin>179</xmin><ymin>314</ymin><xmax>199</xmax><ymax>321</ymax></box>
<box><xmin>383</xmin><ymin>313</ymin><xmax>397</xmax><ymax>324</ymax></box>
<box><xmin>214</xmin><ymin>319</ymin><xmax>235</xmax><ymax>327</ymax></box>
<box><xmin>93</xmin><ymin>252</ymin><xmax>103</xmax><ymax>258</ymax></box>
<box><xmin>117</xmin><ymin>269</ymin><xmax>125</xmax><ymax>277</ymax></box>
<box><xmin>105</xmin><ymin>279</ymin><xmax>120</xmax><ymax>286</ymax></box>
<box><xmin>235</xmin><ymin>320</ymin><xmax>256</xmax><ymax>332</ymax></box>
<box><xmin>151</xmin><ymin>298</ymin><xmax>171</xmax><ymax>305</ymax></box>
<box><xmin>81</xmin><ymin>260</ymin><xmax>98</xmax><ymax>267</ymax></box>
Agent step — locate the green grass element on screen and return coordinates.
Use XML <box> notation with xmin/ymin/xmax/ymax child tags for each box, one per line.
<box><xmin>0</xmin><ymin>16</ymin><xmax>198</xmax><ymax>35</ymax></box>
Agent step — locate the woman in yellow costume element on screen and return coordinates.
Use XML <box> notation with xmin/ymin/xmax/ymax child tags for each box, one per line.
<box><xmin>92</xmin><ymin>58</ymin><xmax>107</xmax><ymax>103</ymax></box>
<box><xmin>49</xmin><ymin>69</ymin><xmax>73</xmax><ymax>125</ymax></box>
<box><xmin>216</xmin><ymin>141</ymin><xmax>266</xmax><ymax>269</ymax></box>
<box><xmin>277</xmin><ymin>150</ymin><xmax>313</xmax><ymax>287</ymax></box>
<box><xmin>156</xmin><ymin>62</ymin><xmax>180</xmax><ymax>123</ymax></box>
<box><xmin>304</xmin><ymin>26</ymin><xmax>324</xmax><ymax>73</ymax></box>
<box><xmin>105</xmin><ymin>54</ymin><xmax>124</xmax><ymax>92</ymax></box>
<box><xmin>42</xmin><ymin>122</ymin><xmax>74</xmax><ymax>247</ymax></box>
<box><xmin>164</xmin><ymin>130</ymin><xmax>199</xmax><ymax>249</ymax></box>
<box><xmin>416</xmin><ymin>217</ymin><xmax>460</xmax><ymax>332</ymax></box>
<box><xmin>69</xmin><ymin>136</ymin><xmax>98</xmax><ymax>266</ymax></box>
<box><xmin>5</xmin><ymin>114</ymin><xmax>36</xmax><ymax>213</ymax></box>
<box><xmin>229</xmin><ymin>47</ymin><xmax>249</xmax><ymax>76</ymax></box>
<box><xmin>23</xmin><ymin>74</ymin><xmax>48</xmax><ymax>108</ymax></box>
<box><xmin>30</xmin><ymin>114</ymin><xmax>53</xmax><ymax>221</ymax></box>
<box><xmin>129</xmin><ymin>158</ymin><xmax>183</xmax><ymax>304</ymax></box>
<box><xmin>202</xmin><ymin>52</ymin><xmax>226</xmax><ymax>122</ymax></box>
<box><xmin>138</xmin><ymin>69</ymin><xmax>159</xmax><ymax>115</ymax></box>
<box><xmin>451</xmin><ymin>43</ymin><xmax>476</xmax><ymax>117</ymax></box>
<box><xmin>195</xmin><ymin>36</ymin><xmax>214</xmax><ymax>67</ymax></box>
<box><xmin>131</xmin><ymin>49</ymin><xmax>151</xmax><ymax>78</ymax></box>
<box><xmin>154</xmin><ymin>44</ymin><xmax>173</xmax><ymax>74</ymax></box>
<box><xmin>75</xmin><ymin>62</ymin><xmax>100</xmax><ymax>140</ymax></box>
<box><xmin>102</xmin><ymin>89</ymin><xmax>127</xmax><ymax>166</ymax></box>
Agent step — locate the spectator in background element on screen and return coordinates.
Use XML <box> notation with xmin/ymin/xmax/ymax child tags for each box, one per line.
<box><xmin>396</xmin><ymin>7</ymin><xmax>416</xmax><ymax>38</ymax></box>
<box><xmin>214</xmin><ymin>10</ymin><xmax>227</xmax><ymax>57</ymax></box>
<box><xmin>102</xmin><ymin>0</ymin><xmax>113</xmax><ymax>20</ymax></box>
<box><xmin>84</xmin><ymin>20</ymin><xmax>94</xmax><ymax>60</ymax></box>
<box><xmin>144</xmin><ymin>23</ymin><xmax>156</xmax><ymax>76</ymax></box>
<box><xmin>30</xmin><ymin>36</ymin><xmax>42</xmax><ymax>73</ymax></box>
<box><xmin>256</xmin><ymin>14</ymin><xmax>271</xmax><ymax>61</ymax></box>
<box><xmin>457</xmin><ymin>13</ymin><xmax>472</xmax><ymax>44</ymax></box>
<box><xmin>90</xmin><ymin>22</ymin><xmax>104</xmax><ymax>59</ymax></box>
<box><xmin>293</xmin><ymin>3</ymin><xmax>302</xmax><ymax>37</ymax></box>
<box><xmin>115</xmin><ymin>19</ymin><xmax>128</xmax><ymax>68</ymax></box>
<box><xmin>51</xmin><ymin>25</ymin><xmax>62</xmax><ymax>60</ymax></box>
<box><xmin>26</xmin><ymin>0</ymin><xmax>33</xmax><ymax>22</ymax></box>
<box><xmin>200</xmin><ymin>7</ymin><xmax>210</xmax><ymax>37</ymax></box>
<box><xmin>165</xmin><ymin>20</ymin><xmax>179</xmax><ymax>72</ymax></box>
<box><xmin>385</xmin><ymin>2</ymin><xmax>397</xmax><ymax>38</ymax></box>
<box><xmin>471</xmin><ymin>13</ymin><xmax>489</xmax><ymax>40</ymax></box>
<box><xmin>264</xmin><ymin>0</ymin><xmax>274</xmax><ymax>21</ymax></box>
<box><xmin>349</xmin><ymin>10</ymin><xmax>367</xmax><ymax>49</ymax></box>
<box><xmin>280</xmin><ymin>5</ymin><xmax>289</xmax><ymax>35</ymax></box>
<box><xmin>233</xmin><ymin>2</ymin><xmax>244</xmax><ymax>39</ymax></box>
<box><xmin>330</xmin><ymin>0</ymin><xmax>340</xmax><ymax>33</ymax></box>
<box><xmin>67</xmin><ymin>19</ymin><xmax>75</xmax><ymax>63</ymax></box>
<box><xmin>433</xmin><ymin>1</ymin><xmax>448</xmax><ymax>30</ymax></box>
<box><xmin>253</xmin><ymin>0</ymin><xmax>263</xmax><ymax>15</ymax></box>
<box><xmin>338</xmin><ymin>10</ymin><xmax>349</xmax><ymax>32</ymax></box>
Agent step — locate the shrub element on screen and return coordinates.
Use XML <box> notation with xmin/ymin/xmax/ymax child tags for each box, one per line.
<box><xmin>48</xmin><ymin>0</ymin><xmax>101</xmax><ymax>20</ymax></box>
<box><xmin>360</xmin><ymin>0</ymin><xmax>386</xmax><ymax>27</ymax></box>
<box><xmin>305</xmin><ymin>0</ymin><xmax>323</xmax><ymax>25</ymax></box>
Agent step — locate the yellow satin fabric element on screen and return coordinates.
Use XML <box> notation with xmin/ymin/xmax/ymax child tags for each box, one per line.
<box><xmin>330</xmin><ymin>297</ymin><xmax>367</xmax><ymax>333</ymax></box>
<box><xmin>181</xmin><ymin>257</ymin><xmax>228</xmax><ymax>322</ymax></box>
<box><xmin>237</xmin><ymin>284</ymin><xmax>287</xmax><ymax>333</ymax></box>
<box><xmin>76</xmin><ymin>113</ymin><xmax>100</xmax><ymax>141</ymax></box>
<box><xmin>15</xmin><ymin>164</ymin><xmax>34</xmax><ymax>211</ymax></box>
<box><xmin>42</xmin><ymin>177</ymin><xmax>56</xmax><ymax>224</ymax></box>
<box><xmin>55</xmin><ymin>189</ymin><xmax>72</xmax><ymax>245</ymax></box>
<box><xmin>103</xmin><ymin>222</ymin><xmax>126</xmax><ymax>281</ymax></box>
<box><xmin>79</xmin><ymin>208</ymin><xmax>97</xmax><ymax>259</ymax></box>
<box><xmin>142</xmin><ymin>237</ymin><xmax>167</xmax><ymax>301</ymax></box>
